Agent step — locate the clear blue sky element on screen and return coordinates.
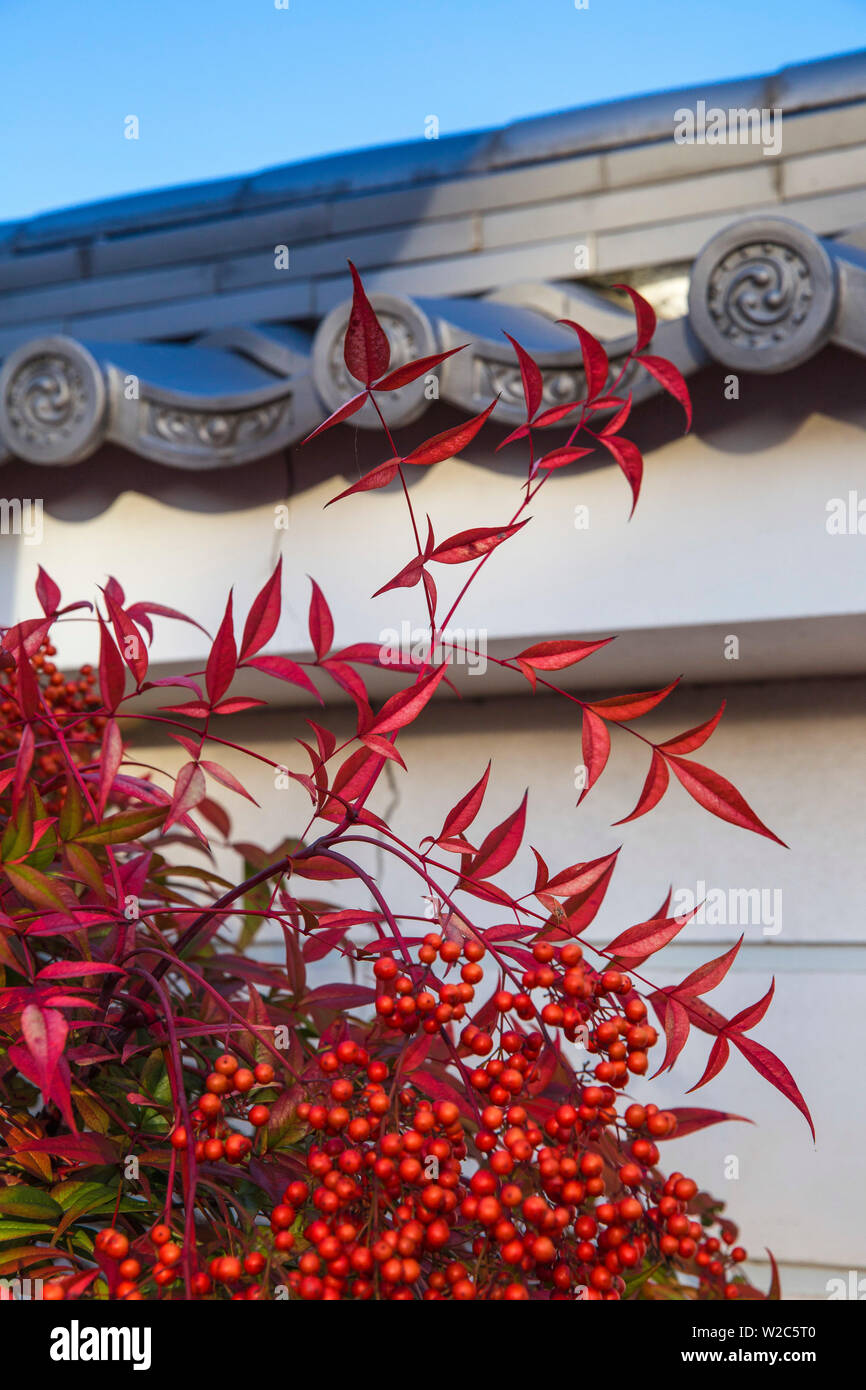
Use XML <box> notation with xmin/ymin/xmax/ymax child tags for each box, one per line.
<box><xmin>1</xmin><ymin>0</ymin><xmax>863</xmax><ymax>223</ymax></box>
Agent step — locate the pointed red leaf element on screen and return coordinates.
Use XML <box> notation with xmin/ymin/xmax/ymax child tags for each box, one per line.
<box><xmin>35</xmin><ymin>566</ymin><xmax>61</xmax><ymax>616</ymax></box>
<box><xmin>21</xmin><ymin>1003</ymin><xmax>68</xmax><ymax>1095</ymax></box>
<box><xmin>307</xmin><ymin>579</ymin><xmax>334</xmax><ymax>661</ymax></box>
<box><xmin>97</xmin><ymin>611</ymin><xmax>126</xmax><ymax>712</ymax></box>
<box><xmin>597</xmin><ymin>393</ymin><xmax>633</xmax><ymax>436</ymax></box>
<box><xmin>637</xmin><ymin>354</ymin><xmax>692</xmax><ymax>429</ymax></box>
<box><xmin>588</xmin><ymin>678</ymin><xmax>680</xmax><ymax>722</ymax></box>
<box><xmin>727</xmin><ymin>978</ymin><xmax>775</xmax><ymax>1034</ymax></box>
<box><xmin>613</xmin><ymin>749</ymin><xmax>669</xmax><ymax>824</ymax></box>
<box><xmin>374</xmin><ymin>345</ymin><xmax>466</xmax><ymax>392</ymax></box>
<box><xmin>578</xmin><ymin>708</ymin><xmax>610</xmax><ymax>806</ymax></box>
<box><xmin>104</xmin><ymin>592</ymin><xmax>148</xmax><ymax>686</ymax></box>
<box><xmin>503</xmin><ymin>333</ymin><xmax>543</xmax><ymax>419</ymax></box>
<box><xmin>545</xmin><ymin>852</ymin><xmax>621</xmax><ymax>899</ymax></box>
<box><xmin>658</xmin><ymin>701</ymin><xmax>726</xmax><ymax>755</ymax></box>
<box><xmin>344</xmin><ymin>261</ymin><xmax>390</xmax><ymax>386</ymax></box>
<box><xmin>614</xmin><ymin>284</ymin><xmax>657</xmax><ymax>351</ymax></box>
<box><xmin>674</xmin><ymin>938</ymin><xmax>743</xmax><ymax>998</ymax></box>
<box><xmin>655</xmin><ymin>1107</ymin><xmax>752</xmax><ymax>1140</ymax></box>
<box><xmin>468</xmin><ymin>792</ymin><xmax>528</xmax><ymax>881</ymax></box>
<box><xmin>369</xmin><ymin>666</ymin><xmax>447</xmax><ymax>735</ymax></box>
<box><xmin>435</xmin><ymin>763</ymin><xmax>491</xmax><ymax>843</ymax></box>
<box><xmin>595</xmin><ymin>433</ymin><xmax>644</xmax><ymax>516</ymax></box>
<box><xmin>515</xmin><ymin>637</ymin><xmax>613</xmax><ymax>671</ymax></box>
<box><xmin>605</xmin><ymin>906</ymin><xmax>694</xmax><ymax>965</ymax></box>
<box><xmin>430</xmin><ymin>520</ymin><xmax>528</xmax><ymax>565</ymax></box>
<box><xmin>653</xmin><ymin>996</ymin><xmax>691</xmax><ymax>1076</ymax></box>
<box><xmin>558</xmin><ymin>320</ymin><xmax>609</xmax><ymax>399</ymax></box>
<box><xmin>166</xmin><ymin>762</ymin><xmax>206</xmax><ymax>829</ymax></box>
<box><xmin>326</xmin><ymin>458</ymin><xmax>400</xmax><ymax>506</ymax></box>
<box><xmin>535</xmin><ymin>446</ymin><xmax>594</xmax><ymax>472</ymax></box>
<box><xmin>200</xmin><ymin>760</ymin><xmax>259</xmax><ymax>805</ymax></box>
<box><xmin>730</xmin><ymin>1034</ymin><xmax>814</xmax><ymax>1139</ymax></box>
<box><xmin>205</xmin><ymin>592</ymin><xmax>237</xmax><ymax>705</ymax></box>
<box><xmin>372</xmin><ymin>556</ymin><xmax>424</xmax><ymax>597</ymax></box>
<box><xmin>242</xmin><ymin>654</ymin><xmax>321</xmax><ymax>703</ymax></box>
<box><xmin>666</xmin><ymin>755</ymin><xmax>786</xmax><ymax>845</ymax></box>
<box><xmin>240</xmin><ymin>558</ymin><xmax>282</xmax><ymax>660</ymax></box>
<box><xmin>97</xmin><ymin>718</ymin><xmax>123</xmax><ymax>818</ymax></box>
<box><xmin>403</xmin><ymin>398</ymin><xmax>497</xmax><ymax>468</ymax></box>
<box><xmin>302</xmin><ymin>390</ymin><xmax>368</xmax><ymax>445</ymax></box>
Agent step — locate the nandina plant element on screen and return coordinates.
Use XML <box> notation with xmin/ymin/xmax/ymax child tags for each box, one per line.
<box><xmin>0</xmin><ymin>266</ymin><xmax>810</xmax><ymax>1302</ymax></box>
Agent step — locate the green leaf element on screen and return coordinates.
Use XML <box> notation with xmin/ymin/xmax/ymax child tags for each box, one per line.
<box><xmin>59</xmin><ymin>778</ymin><xmax>84</xmax><ymax>841</ymax></box>
<box><xmin>0</xmin><ymin>1219</ymin><xmax>56</xmax><ymax>1243</ymax></box>
<box><xmin>0</xmin><ymin>1187</ymin><xmax>63</xmax><ymax>1220</ymax></box>
<box><xmin>73</xmin><ymin>807</ymin><xmax>169</xmax><ymax>847</ymax></box>
<box><xmin>2</xmin><ymin>864</ymin><xmax>73</xmax><ymax>913</ymax></box>
<box><xmin>1</xmin><ymin>799</ymin><xmax>33</xmax><ymax>863</ymax></box>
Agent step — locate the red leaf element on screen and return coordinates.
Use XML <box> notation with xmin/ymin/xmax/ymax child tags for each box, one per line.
<box><xmin>104</xmin><ymin>592</ymin><xmax>147</xmax><ymax>685</ymax></box>
<box><xmin>36</xmin><ymin>961</ymin><xmax>124</xmax><ymax>980</ymax></box>
<box><xmin>97</xmin><ymin>718</ymin><xmax>123</xmax><ymax>818</ymax></box>
<box><xmin>687</xmin><ymin>1036</ymin><xmax>730</xmax><ymax>1093</ymax></box>
<box><xmin>206</xmin><ymin>592</ymin><xmax>237</xmax><ymax>705</ymax></box>
<box><xmin>658</xmin><ymin>701</ymin><xmax>726</xmax><ymax>755</ymax></box>
<box><xmin>655</xmin><ymin>1107</ymin><xmax>752</xmax><ymax>1140</ymax></box>
<box><xmin>200</xmin><ymin>760</ymin><xmax>259</xmax><ymax>805</ymax></box>
<box><xmin>166</xmin><ymin>762</ymin><xmax>206</xmax><ymax>829</ymax></box>
<box><xmin>515</xmin><ymin>637</ymin><xmax>613</xmax><ymax>671</ymax></box>
<box><xmin>403</xmin><ymin>398</ymin><xmax>498</xmax><ymax>468</ymax></box>
<box><xmin>435</xmin><ymin>763</ymin><xmax>491</xmax><ymax>843</ymax></box>
<box><xmin>242</xmin><ymin>654</ymin><xmax>321</xmax><ymax>703</ymax></box>
<box><xmin>730</xmin><ymin>1034</ymin><xmax>814</xmax><ymax>1140</ymax></box>
<box><xmin>532</xmin><ymin>400</ymin><xmax>584</xmax><ymax>430</ymax></box>
<box><xmin>545</xmin><ymin>852</ymin><xmax>620</xmax><ymax>899</ymax></box>
<box><xmin>727</xmin><ymin>978</ymin><xmax>775</xmax><ymax>1034</ymax></box>
<box><xmin>292</xmin><ymin>856</ymin><xmax>358</xmax><ymax>881</ymax></box>
<box><xmin>12</xmin><ymin>725</ymin><xmax>34</xmax><ymax>812</ymax></box>
<box><xmin>430</xmin><ymin>520</ymin><xmax>528</xmax><ymax>565</ymax></box>
<box><xmin>550</xmin><ymin>849</ymin><xmax>620</xmax><ymax>939</ymax></box>
<box><xmin>468</xmin><ymin>792</ymin><xmax>528</xmax><ymax>881</ymax></box>
<box><xmin>21</xmin><ymin>1004</ymin><xmax>68</xmax><ymax>1095</ymax></box>
<box><xmin>344</xmin><ymin>261</ymin><xmax>390</xmax><ymax>386</ymax></box>
<box><xmin>308</xmin><ymin>579</ymin><xmax>334</xmax><ymax>660</ymax></box>
<box><xmin>558</xmin><ymin>319</ymin><xmax>609</xmax><ymax>399</ymax></box>
<box><xmin>158</xmin><ymin>700</ymin><xmax>211</xmax><ymax>718</ymax></box>
<box><xmin>503</xmin><ymin>333</ymin><xmax>543</xmax><ymax>419</ymax></box>
<box><xmin>326</xmin><ymin>458</ymin><xmax>400</xmax><ymax>506</ymax></box>
<box><xmin>369</xmin><ymin>666</ymin><xmax>447</xmax><ymax>735</ymax></box>
<box><xmin>19</xmin><ymin>1133</ymin><xmax>118</xmax><ymax>1164</ymax></box>
<box><xmin>302</xmin><ymin>390</ymin><xmax>368</xmax><ymax>445</ymax></box>
<box><xmin>15</xmin><ymin>648</ymin><xmax>40</xmax><ymax>720</ymax></box>
<box><xmin>595</xmin><ymin>433</ymin><xmax>644</xmax><ymax>516</ymax></box>
<box><xmin>766</xmin><ymin>1250</ymin><xmax>782</xmax><ymax>1301</ymax></box>
<box><xmin>535</xmin><ymin>446</ymin><xmax>594</xmax><ymax>472</ymax></box>
<box><xmin>605</xmin><ymin>906</ymin><xmax>694</xmax><ymax>965</ymax></box>
<box><xmin>371</xmin><ymin>556</ymin><xmax>424</xmax><ymax>597</ymax></box>
<box><xmin>674</xmin><ymin>938</ymin><xmax>742</xmax><ymax>998</ymax></box>
<box><xmin>597</xmin><ymin>393</ymin><xmax>633</xmax><ymax>436</ymax></box>
<box><xmin>578</xmin><ymin>708</ymin><xmax>610</xmax><ymax>806</ymax></box>
<box><xmin>587</xmin><ymin>678</ymin><xmax>679</xmax><ymax>722</ymax></box>
<box><xmin>360</xmin><ymin>733</ymin><xmax>406</xmax><ymax>768</ymax></box>
<box><xmin>240</xmin><ymin>558</ymin><xmax>282</xmax><ymax>660</ymax></box>
<box><xmin>125</xmin><ymin>600</ymin><xmax>210</xmax><ymax>640</ymax></box>
<box><xmin>637</xmin><ymin>354</ymin><xmax>692</xmax><ymax>429</ymax></box>
<box><xmin>666</xmin><ymin>755</ymin><xmax>786</xmax><ymax>845</ymax></box>
<box><xmin>97</xmin><ymin>612</ymin><xmax>126</xmax><ymax>712</ymax></box>
<box><xmin>35</xmin><ymin>566</ymin><xmax>61</xmax><ymax>616</ymax></box>
<box><xmin>614</xmin><ymin>284</ymin><xmax>657</xmax><ymax>351</ymax></box>
<box><xmin>373</xmin><ymin>346</ymin><xmax>466</xmax><ymax>392</ymax></box>
<box><xmin>613</xmin><ymin>749</ymin><xmax>669</xmax><ymax>824</ymax></box>
<box><xmin>212</xmin><ymin>697</ymin><xmax>266</xmax><ymax>715</ymax></box>
<box><xmin>653</xmin><ymin>996</ymin><xmax>691</xmax><ymax>1076</ymax></box>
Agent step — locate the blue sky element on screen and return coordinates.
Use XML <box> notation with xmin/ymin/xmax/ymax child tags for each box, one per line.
<box><xmin>1</xmin><ymin>0</ymin><xmax>863</xmax><ymax>222</ymax></box>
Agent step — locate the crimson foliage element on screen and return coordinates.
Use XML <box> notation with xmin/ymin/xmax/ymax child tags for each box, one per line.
<box><xmin>0</xmin><ymin>267</ymin><xmax>805</xmax><ymax>1301</ymax></box>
